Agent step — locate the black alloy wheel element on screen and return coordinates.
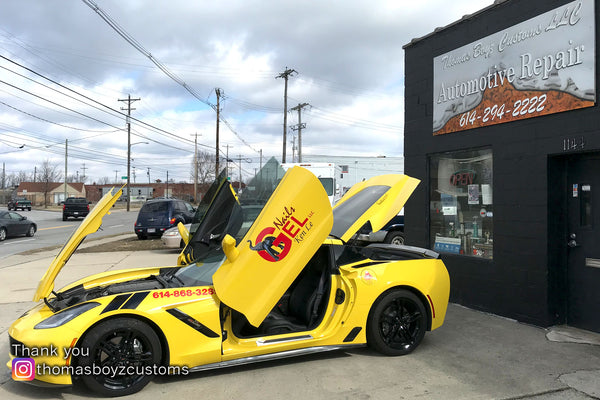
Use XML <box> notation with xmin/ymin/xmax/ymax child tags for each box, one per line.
<box><xmin>77</xmin><ymin>318</ymin><xmax>162</xmax><ymax>396</ymax></box>
<box><xmin>366</xmin><ymin>289</ymin><xmax>427</xmax><ymax>356</ymax></box>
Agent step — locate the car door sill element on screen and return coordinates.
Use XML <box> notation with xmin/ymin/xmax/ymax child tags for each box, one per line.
<box><xmin>189</xmin><ymin>344</ymin><xmax>364</xmax><ymax>373</ymax></box>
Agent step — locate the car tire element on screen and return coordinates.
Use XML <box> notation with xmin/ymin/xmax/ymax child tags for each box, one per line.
<box><xmin>77</xmin><ymin>317</ymin><xmax>162</xmax><ymax>397</ymax></box>
<box><xmin>0</xmin><ymin>227</ymin><xmax>6</xmax><ymax>241</ymax></box>
<box><xmin>366</xmin><ymin>289</ymin><xmax>427</xmax><ymax>356</ymax></box>
<box><xmin>27</xmin><ymin>207</ymin><xmax>31</xmax><ymax>211</ymax></box>
<box><xmin>384</xmin><ymin>231</ymin><xmax>405</xmax><ymax>246</ymax></box>
<box><xmin>137</xmin><ymin>233</ymin><xmax>147</xmax><ymax>240</ymax></box>
<box><xmin>26</xmin><ymin>225</ymin><xmax>35</xmax><ymax>237</ymax></box>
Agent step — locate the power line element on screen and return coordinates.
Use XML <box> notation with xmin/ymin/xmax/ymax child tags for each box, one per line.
<box><xmin>0</xmin><ymin>99</ymin><xmax>121</xmax><ymax>133</ymax></box>
<box><xmin>81</xmin><ymin>0</ymin><xmax>258</xmax><ymax>154</ymax></box>
<box><xmin>0</xmin><ymin>55</ymin><xmax>208</xmax><ymax>149</ymax></box>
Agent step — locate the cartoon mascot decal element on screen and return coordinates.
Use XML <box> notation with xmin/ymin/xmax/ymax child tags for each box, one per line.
<box><xmin>248</xmin><ymin>227</ymin><xmax>292</xmax><ymax>262</ymax></box>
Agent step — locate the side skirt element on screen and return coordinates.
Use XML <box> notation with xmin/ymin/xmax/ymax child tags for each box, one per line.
<box><xmin>189</xmin><ymin>344</ymin><xmax>365</xmax><ymax>373</ymax></box>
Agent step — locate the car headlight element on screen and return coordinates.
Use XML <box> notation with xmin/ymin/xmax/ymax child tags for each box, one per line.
<box><xmin>164</xmin><ymin>230</ymin><xmax>178</xmax><ymax>237</ymax></box>
<box><xmin>34</xmin><ymin>302</ymin><xmax>100</xmax><ymax>329</ymax></box>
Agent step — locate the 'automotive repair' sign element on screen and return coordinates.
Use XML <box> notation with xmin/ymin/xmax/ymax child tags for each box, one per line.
<box><xmin>433</xmin><ymin>0</ymin><xmax>595</xmax><ymax>135</ymax></box>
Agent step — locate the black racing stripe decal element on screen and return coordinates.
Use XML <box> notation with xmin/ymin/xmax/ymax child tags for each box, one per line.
<box><xmin>101</xmin><ymin>294</ymin><xmax>132</xmax><ymax>314</ymax></box>
<box><xmin>166</xmin><ymin>308</ymin><xmax>220</xmax><ymax>338</ymax></box>
<box><xmin>121</xmin><ymin>291</ymin><xmax>150</xmax><ymax>310</ymax></box>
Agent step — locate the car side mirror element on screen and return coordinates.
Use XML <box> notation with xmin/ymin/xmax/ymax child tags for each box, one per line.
<box><xmin>222</xmin><ymin>234</ymin><xmax>239</xmax><ymax>262</ymax></box>
<box><xmin>21</xmin><ymin>216</ymin><xmax>27</xmax><ymax>221</ymax></box>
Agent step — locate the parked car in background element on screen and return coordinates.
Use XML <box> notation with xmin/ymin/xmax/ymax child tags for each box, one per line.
<box><xmin>7</xmin><ymin>197</ymin><xmax>32</xmax><ymax>211</ymax></box>
<box><xmin>134</xmin><ymin>198</ymin><xmax>195</xmax><ymax>239</ymax></box>
<box><xmin>0</xmin><ymin>210</ymin><xmax>36</xmax><ymax>241</ymax></box>
<box><xmin>62</xmin><ymin>197</ymin><xmax>90</xmax><ymax>221</ymax></box>
<box><xmin>161</xmin><ymin>223</ymin><xmax>191</xmax><ymax>248</ymax></box>
<box><xmin>357</xmin><ymin>213</ymin><xmax>405</xmax><ymax>245</ymax></box>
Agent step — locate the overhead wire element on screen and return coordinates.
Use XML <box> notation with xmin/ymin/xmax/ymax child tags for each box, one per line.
<box><xmin>81</xmin><ymin>0</ymin><xmax>258</xmax><ymax>154</ymax></box>
<box><xmin>0</xmin><ymin>56</ymin><xmax>194</xmax><ymax>143</ymax></box>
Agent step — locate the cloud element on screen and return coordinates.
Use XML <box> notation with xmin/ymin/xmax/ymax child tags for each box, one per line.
<box><xmin>0</xmin><ymin>0</ymin><xmax>491</xmax><ymax>184</ymax></box>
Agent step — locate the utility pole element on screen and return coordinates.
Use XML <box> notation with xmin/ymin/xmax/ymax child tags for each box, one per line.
<box><xmin>64</xmin><ymin>139</ymin><xmax>68</xmax><ymax>201</ymax></box>
<box><xmin>114</xmin><ymin>170</ymin><xmax>119</xmax><ymax>183</ymax></box>
<box><xmin>147</xmin><ymin>167</ymin><xmax>151</xmax><ymax>184</ymax></box>
<box><xmin>259</xmin><ymin>149</ymin><xmax>263</xmax><ymax>170</ymax></box>
<box><xmin>237</xmin><ymin>154</ymin><xmax>242</xmax><ymax>193</ymax></box>
<box><xmin>259</xmin><ymin>149</ymin><xmax>263</xmax><ymax>182</ymax></box>
<box><xmin>291</xmin><ymin>102</ymin><xmax>309</xmax><ymax>163</ymax></box>
<box><xmin>81</xmin><ymin>163</ymin><xmax>88</xmax><ymax>182</ymax></box>
<box><xmin>276</xmin><ymin>67</ymin><xmax>297</xmax><ymax>163</ymax></box>
<box><xmin>235</xmin><ymin>154</ymin><xmax>251</xmax><ymax>193</ymax></box>
<box><xmin>119</xmin><ymin>94</ymin><xmax>140</xmax><ymax>212</ymax></box>
<box><xmin>215</xmin><ymin>88</ymin><xmax>222</xmax><ymax>177</ymax></box>
<box><xmin>166</xmin><ymin>170</ymin><xmax>169</xmax><ymax>198</ymax></box>
<box><xmin>193</xmin><ymin>132</ymin><xmax>198</xmax><ymax>202</ymax></box>
<box><xmin>225</xmin><ymin>144</ymin><xmax>232</xmax><ymax>178</ymax></box>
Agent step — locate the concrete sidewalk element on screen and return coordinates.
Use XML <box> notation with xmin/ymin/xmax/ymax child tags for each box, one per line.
<box><xmin>0</xmin><ymin>242</ymin><xmax>599</xmax><ymax>399</ymax></box>
<box><xmin>0</xmin><ymin>234</ymin><xmax>179</xmax><ymax>304</ymax></box>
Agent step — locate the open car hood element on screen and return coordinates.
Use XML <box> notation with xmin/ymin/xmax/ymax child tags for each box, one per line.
<box><xmin>213</xmin><ymin>166</ymin><xmax>334</xmax><ymax>327</ymax></box>
<box><xmin>331</xmin><ymin>174</ymin><xmax>420</xmax><ymax>242</ymax></box>
<box><xmin>34</xmin><ymin>187</ymin><xmax>123</xmax><ymax>302</ymax></box>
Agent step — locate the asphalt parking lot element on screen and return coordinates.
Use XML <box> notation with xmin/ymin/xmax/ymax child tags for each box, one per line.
<box><xmin>1</xmin><ymin>237</ymin><xmax>599</xmax><ymax>399</ymax></box>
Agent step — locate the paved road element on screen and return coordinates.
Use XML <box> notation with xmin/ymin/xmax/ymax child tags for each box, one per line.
<box><xmin>0</xmin><ymin>208</ymin><xmax>139</xmax><ymax>259</ymax></box>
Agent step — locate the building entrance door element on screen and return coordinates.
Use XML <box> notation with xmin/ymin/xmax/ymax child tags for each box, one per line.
<box><xmin>566</xmin><ymin>153</ymin><xmax>600</xmax><ymax>332</ymax></box>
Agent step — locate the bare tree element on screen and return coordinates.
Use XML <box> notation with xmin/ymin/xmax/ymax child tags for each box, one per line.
<box><xmin>190</xmin><ymin>151</ymin><xmax>217</xmax><ymax>186</ymax></box>
<box><xmin>95</xmin><ymin>176</ymin><xmax>111</xmax><ymax>185</ymax></box>
<box><xmin>39</xmin><ymin>160</ymin><xmax>62</xmax><ymax>207</ymax></box>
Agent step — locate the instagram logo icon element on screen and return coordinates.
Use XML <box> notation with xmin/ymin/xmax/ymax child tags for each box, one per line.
<box><xmin>12</xmin><ymin>358</ymin><xmax>35</xmax><ymax>381</ymax></box>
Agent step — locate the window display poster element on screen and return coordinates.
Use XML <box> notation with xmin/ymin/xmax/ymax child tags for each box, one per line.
<box><xmin>481</xmin><ymin>184</ymin><xmax>493</xmax><ymax>204</ymax></box>
<box><xmin>441</xmin><ymin>193</ymin><xmax>458</xmax><ymax>215</ymax></box>
<box><xmin>468</xmin><ymin>184</ymin><xmax>480</xmax><ymax>204</ymax></box>
<box><xmin>434</xmin><ymin>236</ymin><xmax>462</xmax><ymax>254</ymax></box>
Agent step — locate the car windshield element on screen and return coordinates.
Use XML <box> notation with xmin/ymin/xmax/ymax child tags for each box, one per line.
<box><xmin>140</xmin><ymin>201</ymin><xmax>169</xmax><ymax>213</ymax></box>
<box><xmin>174</xmin><ymin>248</ymin><xmax>226</xmax><ymax>286</ymax></box>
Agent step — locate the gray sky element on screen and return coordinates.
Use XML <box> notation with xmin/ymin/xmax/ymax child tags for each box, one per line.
<box><xmin>0</xmin><ymin>0</ymin><xmax>491</xmax><ymax>184</ymax></box>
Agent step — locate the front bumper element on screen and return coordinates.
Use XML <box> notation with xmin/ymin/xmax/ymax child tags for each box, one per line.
<box><xmin>8</xmin><ymin>304</ymin><xmax>78</xmax><ymax>386</ymax></box>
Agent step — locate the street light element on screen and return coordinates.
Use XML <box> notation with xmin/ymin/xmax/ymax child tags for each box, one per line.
<box><xmin>127</xmin><ymin>141</ymin><xmax>149</xmax><ymax>211</ymax></box>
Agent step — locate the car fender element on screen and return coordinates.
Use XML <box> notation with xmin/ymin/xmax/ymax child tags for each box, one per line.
<box><xmin>339</xmin><ymin>258</ymin><xmax>450</xmax><ymax>332</ymax></box>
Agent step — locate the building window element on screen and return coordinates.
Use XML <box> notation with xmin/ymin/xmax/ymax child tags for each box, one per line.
<box><xmin>429</xmin><ymin>148</ymin><xmax>493</xmax><ymax>259</ymax></box>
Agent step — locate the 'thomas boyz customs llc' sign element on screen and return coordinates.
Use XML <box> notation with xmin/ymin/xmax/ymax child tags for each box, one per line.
<box><xmin>432</xmin><ymin>0</ymin><xmax>595</xmax><ymax>135</ymax></box>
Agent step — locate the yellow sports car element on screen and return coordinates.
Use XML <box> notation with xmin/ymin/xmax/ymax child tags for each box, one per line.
<box><xmin>8</xmin><ymin>165</ymin><xmax>449</xmax><ymax>397</ymax></box>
